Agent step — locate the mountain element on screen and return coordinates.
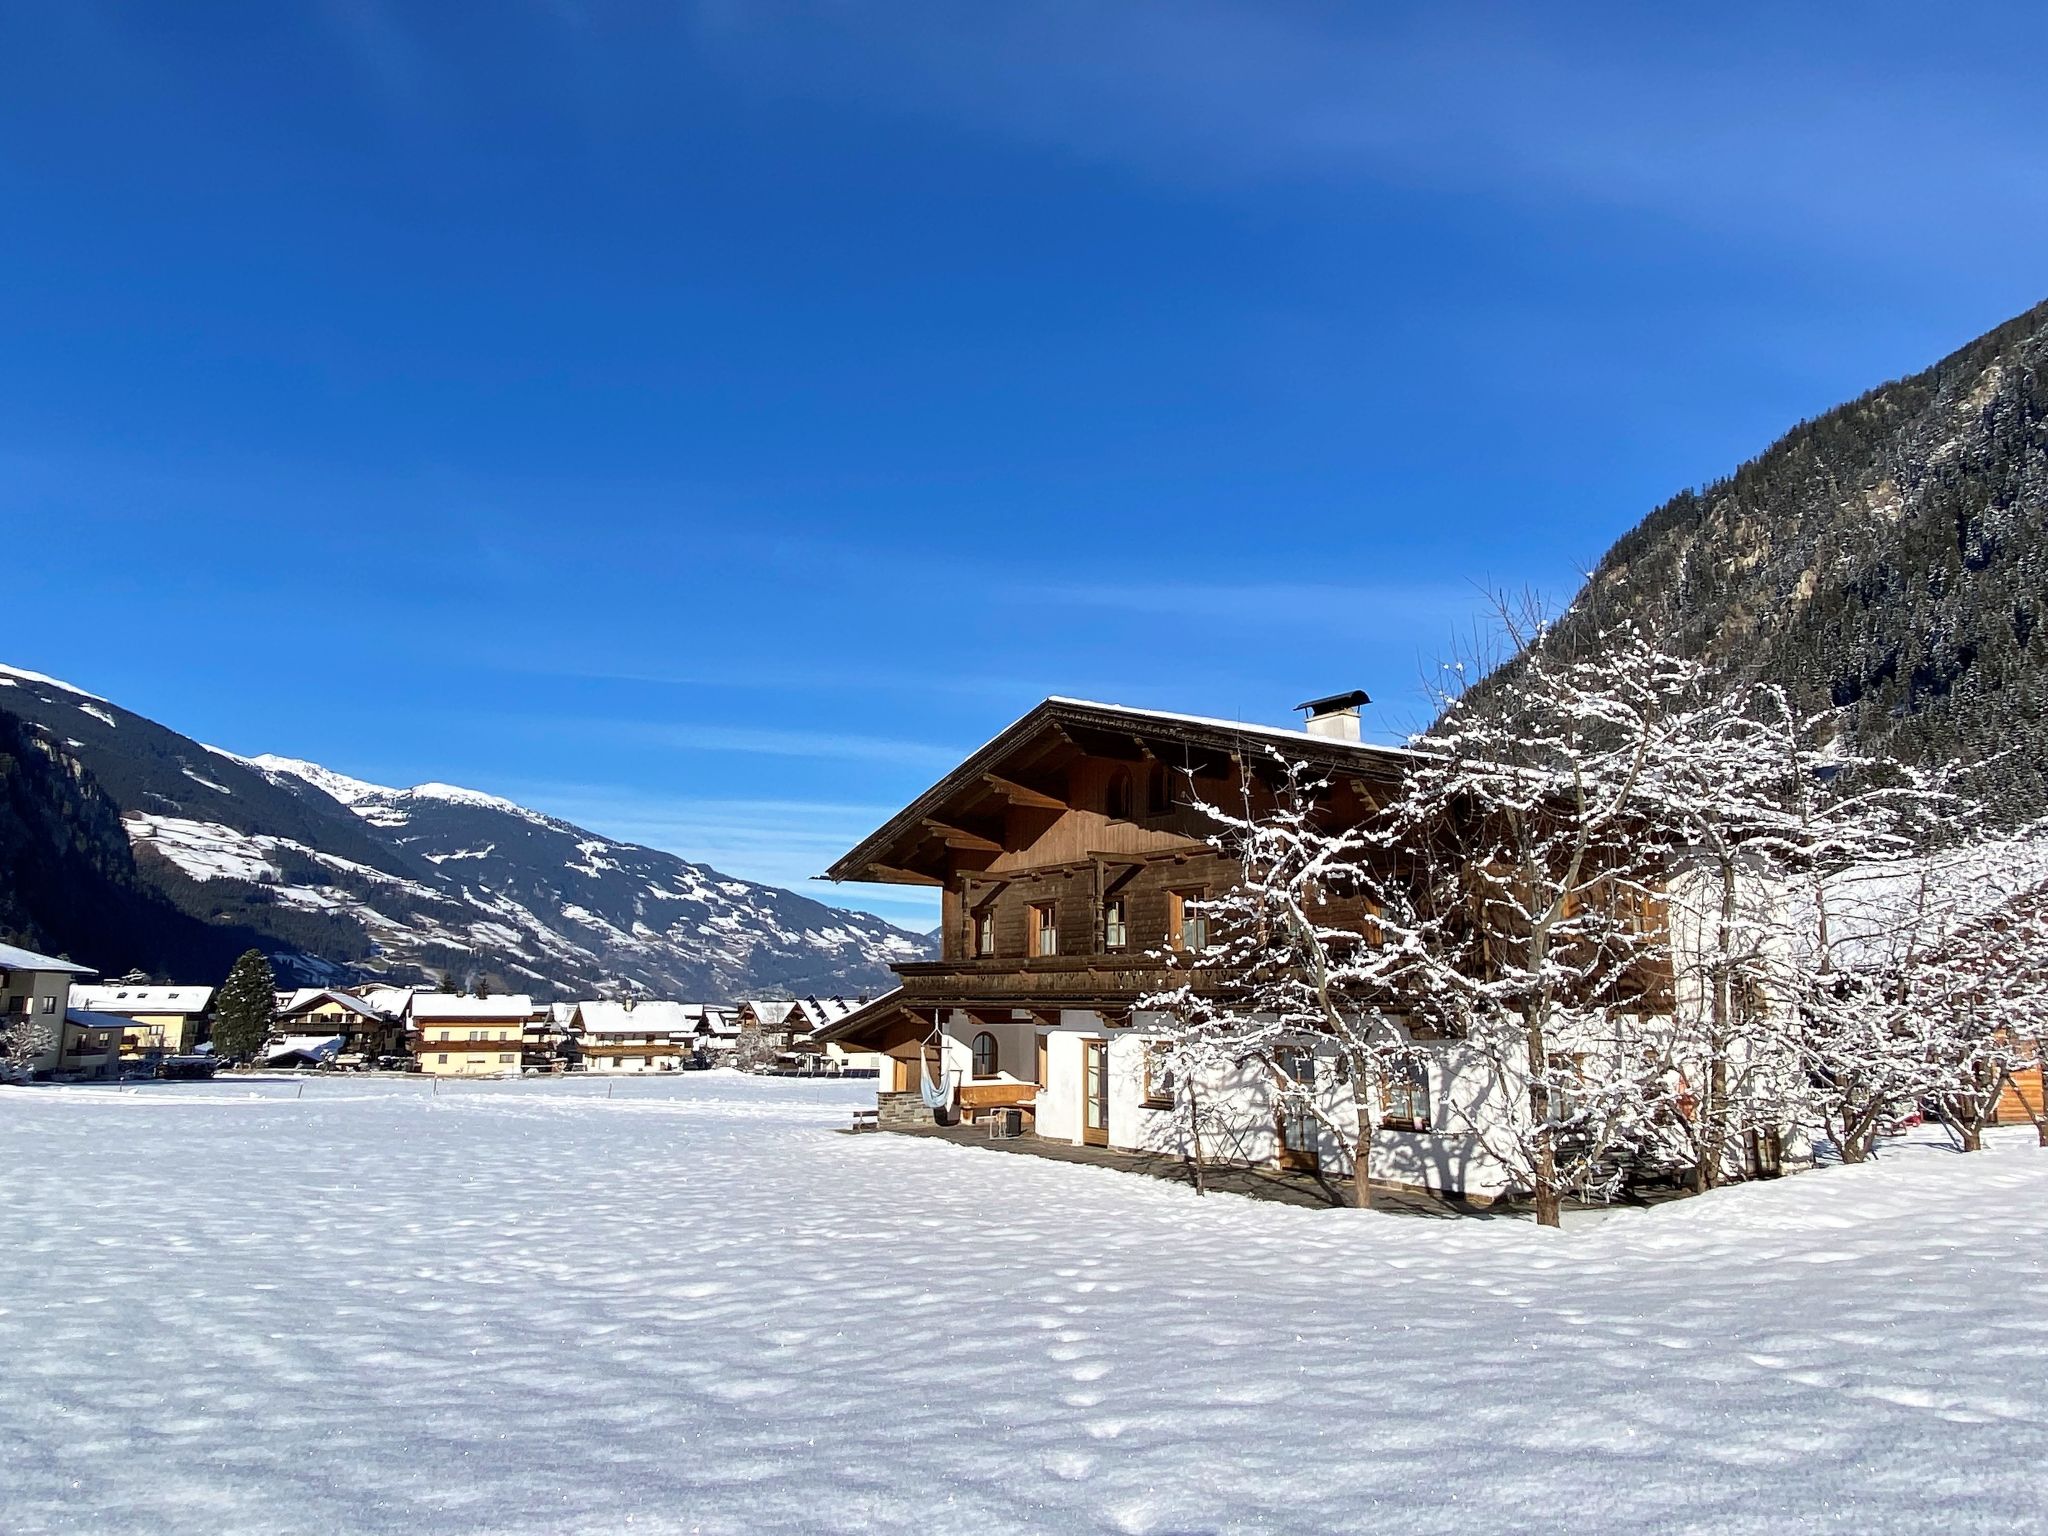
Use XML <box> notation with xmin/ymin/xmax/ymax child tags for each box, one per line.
<box><xmin>1531</xmin><ymin>296</ymin><xmax>2048</xmax><ymax>815</ymax></box>
<box><xmin>0</xmin><ymin>665</ymin><xmax>932</xmax><ymax>996</ymax></box>
<box><xmin>0</xmin><ymin>704</ymin><xmax>272</xmax><ymax>978</ymax></box>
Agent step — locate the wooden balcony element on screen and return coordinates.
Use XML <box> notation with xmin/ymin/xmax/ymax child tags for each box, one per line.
<box><xmin>890</xmin><ymin>953</ymin><xmax>1203</xmax><ymax>1011</ymax></box>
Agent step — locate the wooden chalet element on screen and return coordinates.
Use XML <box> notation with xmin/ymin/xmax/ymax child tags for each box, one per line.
<box><xmin>814</xmin><ymin>697</ymin><xmax>1445</xmax><ymax>1160</ymax></box>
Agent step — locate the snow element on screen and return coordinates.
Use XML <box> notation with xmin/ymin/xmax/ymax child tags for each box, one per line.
<box><xmin>75</xmin><ymin>702</ymin><xmax>116</xmax><ymax>728</ymax></box>
<box><xmin>122</xmin><ymin>813</ymin><xmax>278</xmax><ymax>883</ymax></box>
<box><xmin>1</xmin><ymin>1075</ymin><xmax>2044</xmax><ymax>1533</ymax></box>
<box><xmin>180</xmin><ymin>765</ymin><xmax>232</xmax><ymax>795</ymax></box>
<box><xmin>245</xmin><ymin>753</ymin><xmax>399</xmax><ymax>806</ymax></box>
<box><xmin>0</xmin><ymin>662</ymin><xmax>109</xmax><ymax>701</ymax></box>
<box><xmin>411</xmin><ymin>781</ymin><xmax>542</xmax><ymax>818</ymax></box>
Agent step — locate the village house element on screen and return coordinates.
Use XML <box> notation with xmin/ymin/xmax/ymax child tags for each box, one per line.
<box><xmin>71</xmin><ymin>983</ymin><xmax>213</xmax><ymax>1061</ymax></box>
<box><xmin>813</xmin><ymin>695</ymin><xmax>1697</xmax><ymax>1201</ymax></box>
<box><xmin>1</xmin><ymin>941</ymin><xmax>111</xmax><ymax>1081</ymax></box>
<box><xmin>265</xmin><ymin>988</ymin><xmax>409</xmax><ymax>1068</ymax></box>
<box><xmin>569</xmin><ymin>999</ymin><xmax>697</xmax><ymax>1073</ymax></box>
<box><xmin>411</xmin><ymin>993</ymin><xmax>535</xmax><ymax>1077</ymax></box>
<box><xmin>736</xmin><ymin>996</ymin><xmax>880</xmax><ymax>1073</ymax></box>
<box><xmin>695</xmin><ymin>1005</ymin><xmax>740</xmax><ymax>1058</ymax></box>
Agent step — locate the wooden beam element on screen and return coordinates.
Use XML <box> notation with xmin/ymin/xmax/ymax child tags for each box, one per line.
<box><xmin>924</xmin><ymin>819</ymin><xmax>1003</xmax><ymax>853</ymax></box>
<box><xmin>862</xmin><ymin>864</ymin><xmax>945</xmax><ymax>887</ymax></box>
<box><xmin>982</xmin><ymin>773</ymin><xmax>1067</xmax><ymax>811</ymax></box>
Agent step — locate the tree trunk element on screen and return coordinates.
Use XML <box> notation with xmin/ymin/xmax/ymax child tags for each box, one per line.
<box><xmin>1959</xmin><ymin>1122</ymin><xmax>1982</xmax><ymax>1153</ymax></box>
<box><xmin>1351</xmin><ymin>1075</ymin><xmax>1375</xmax><ymax>1211</ymax></box>
<box><xmin>1185</xmin><ymin>1078</ymin><xmax>1208</xmax><ymax>1197</ymax></box>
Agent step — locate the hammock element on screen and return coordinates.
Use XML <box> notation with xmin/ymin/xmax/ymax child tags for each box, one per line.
<box><xmin>918</xmin><ymin>1017</ymin><xmax>956</xmax><ymax>1111</ymax></box>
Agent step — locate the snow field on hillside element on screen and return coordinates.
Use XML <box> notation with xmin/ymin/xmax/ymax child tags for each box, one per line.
<box><xmin>3</xmin><ymin>1073</ymin><xmax>2045</xmax><ymax>1535</ymax></box>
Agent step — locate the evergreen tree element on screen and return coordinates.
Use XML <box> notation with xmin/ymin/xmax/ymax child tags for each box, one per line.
<box><xmin>213</xmin><ymin>948</ymin><xmax>276</xmax><ymax>1065</ymax></box>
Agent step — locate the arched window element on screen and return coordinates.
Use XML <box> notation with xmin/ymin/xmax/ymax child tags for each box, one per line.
<box><xmin>971</xmin><ymin>1031</ymin><xmax>999</xmax><ymax>1079</ymax></box>
<box><xmin>1105</xmin><ymin>769</ymin><xmax>1133</xmax><ymax>820</ymax></box>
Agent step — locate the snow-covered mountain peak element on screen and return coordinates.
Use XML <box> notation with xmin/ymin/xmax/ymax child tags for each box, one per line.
<box><xmin>243</xmin><ymin>753</ymin><xmax>401</xmax><ymax>806</ymax></box>
<box><xmin>407</xmin><ymin>781</ymin><xmax>542</xmax><ymax>817</ymax></box>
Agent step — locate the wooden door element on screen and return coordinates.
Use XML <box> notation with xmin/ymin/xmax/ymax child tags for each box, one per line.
<box><xmin>1082</xmin><ymin>1039</ymin><xmax>1109</xmax><ymax>1147</ymax></box>
<box><xmin>1035</xmin><ymin>1032</ymin><xmax>1049</xmax><ymax>1088</ymax></box>
<box><xmin>1275</xmin><ymin>1050</ymin><xmax>1319</xmax><ymax>1171</ymax></box>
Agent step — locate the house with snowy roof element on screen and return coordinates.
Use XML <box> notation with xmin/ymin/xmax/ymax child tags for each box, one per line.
<box><xmin>567</xmin><ymin>999</ymin><xmax>699</xmax><ymax>1073</ymax></box>
<box><xmin>812</xmin><ymin>695</ymin><xmax>1699</xmax><ymax>1197</ymax></box>
<box><xmin>1</xmin><ymin>940</ymin><xmax>109</xmax><ymax>1081</ymax></box>
<box><xmin>695</xmin><ymin>1004</ymin><xmax>741</xmax><ymax>1056</ymax></box>
<box><xmin>734</xmin><ymin>996</ymin><xmax>878</xmax><ymax>1072</ymax></box>
<box><xmin>266</xmin><ymin>989</ymin><xmax>408</xmax><ymax>1068</ymax></box>
<box><xmin>411</xmin><ymin>993</ymin><xmax>537</xmax><ymax>1077</ymax></box>
<box><xmin>71</xmin><ymin>983</ymin><xmax>213</xmax><ymax>1059</ymax></box>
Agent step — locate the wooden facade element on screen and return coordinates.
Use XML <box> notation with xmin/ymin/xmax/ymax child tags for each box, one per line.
<box><xmin>819</xmin><ymin>699</ymin><xmax>1418</xmax><ymax>1088</ymax></box>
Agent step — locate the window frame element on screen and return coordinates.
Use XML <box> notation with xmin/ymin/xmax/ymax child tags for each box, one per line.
<box><xmin>1028</xmin><ymin>900</ymin><xmax>1059</xmax><ymax>958</ymax></box>
<box><xmin>1168</xmin><ymin>889</ymin><xmax>1208</xmax><ymax>953</ymax></box>
<box><xmin>1142</xmin><ymin>1045</ymin><xmax>1177</xmax><ymax>1109</ymax></box>
<box><xmin>974</xmin><ymin>905</ymin><xmax>997</xmax><ymax>958</ymax></box>
<box><xmin>1101</xmin><ymin>895</ymin><xmax>1128</xmax><ymax>952</ymax></box>
<box><xmin>971</xmin><ymin>1031</ymin><xmax>999</xmax><ymax>1079</ymax></box>
<box><xmin>1381</xmin><ymin>1057</ymin><xmax>1431</xmax><ymax>1132</ymax></box>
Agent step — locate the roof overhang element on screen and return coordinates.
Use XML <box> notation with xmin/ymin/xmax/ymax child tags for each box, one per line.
<box><xmin>823</xmin><ymin>696</ymin><xmax>1418</xmax><ymax>886</ymax></box>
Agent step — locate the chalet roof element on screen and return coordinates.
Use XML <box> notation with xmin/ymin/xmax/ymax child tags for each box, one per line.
<box><xmin>0</xmin><ymin>941</ymin><xmax>96</xmax><ymax>977</ymax></box>
<box><xmin>824</xmin><ymin>696</ymin><xmax>1420</xmax><ymax>886</ymax></box>
<box><xmin>275</xmin><ymin>989</ymin><xmax>386</xmax><ymax>1021</ymax></box>
<box><xmin>73</xmin><ymin>984</ymin><xmax>212</xmax><ymax>1015</ymax></box>
<box><xmin>569</xmin><ymin>1000</ymin><xmax>698</xmax><ymax>1037</ymax></box>
<box><xmin>411</xmin><ymin>993</ymin><xmax>535</xmax><ymax>1022</ymax></box>
<box><xmin>812</xmin><ymin>989</ymin><xmax>915</xmax><ymax>1046</ymax></box>
<box><xmin>743</xmin><ymin>999</ymin><xmax>800</xmax><ymax>1028</ymax></box>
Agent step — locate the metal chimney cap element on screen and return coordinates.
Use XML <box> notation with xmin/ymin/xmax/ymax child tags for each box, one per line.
<box><xmin>1294</xmin><ymin>689</ymin><xmax>1371</xmax><ymax>715</ymax></box>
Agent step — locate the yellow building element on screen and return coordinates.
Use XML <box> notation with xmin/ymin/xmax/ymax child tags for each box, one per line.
<box><xmin>72</xmin><ymin>984</ymin><xmax>213</xmax><ymax>1059</ymax></box>
<box><xmin>411</xmin><ymin>994</ymin><xmax>535</xmax><ymax>1076</ymax></box>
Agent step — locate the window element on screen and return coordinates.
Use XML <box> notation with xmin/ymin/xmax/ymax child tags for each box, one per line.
<box><xmin>1382</xmin><ymin>1058</ymin><xmax>1430</xmax><ymax>1130</ymax></box>
<box><xmin>437</xmin><ymin>1053</ymin><xmax>449</xmax><ymax>1064</ymax></box>
<box><xmin>974</xmin><ymin>908</ymin><xmax>996</xmax><ymax>957</ymax></box>
<box><xmin>1168</xmin><ymin>890</ymin><xmax>1207</xmax><ymax>953</ymax></box>
<box><xmin>1105</xmin><ymin>769</ymin><xmax>1133</xmax><ymax>820</ymax></box>
<box><xmin>41</xmin><ymin>996</ymin><xmax>55</xmax><ymax>1014</ymax></box>
<box><xmin>499</xmin><ymin>1054</ymin><xmax>515</xmax><ymax>1064</ymax></box>
<box><xmin>1143</xmin><ymin>1046</ymin><xmax>1176</xmax><ymax>1108</ymax></box>
<box><xmin>1102</xmin><ymin>896</ymin><xmax>1128</xmax><ymax>951</ymax></box>
<box><xmin>971</xmin><ymin>1031</ymin><xmax>999</xmax><ymax>1078</ymax></box>
<box><xmin>1029</xmin><ymin>901</ymin><xmax>1059</xmax><ymax>957</ymax></box>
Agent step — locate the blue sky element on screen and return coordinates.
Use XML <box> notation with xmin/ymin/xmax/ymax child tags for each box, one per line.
<box><xmin>4</xmin><ymin>2</ymin><xmax>2046</xmax><ymax>932</ymax></box>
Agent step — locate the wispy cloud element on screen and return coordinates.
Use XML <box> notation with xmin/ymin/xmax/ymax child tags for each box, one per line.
<box><xmin>687</xmin><ymin>2</ymin><xmax>2048</xmax><ymax>274</ymax></box>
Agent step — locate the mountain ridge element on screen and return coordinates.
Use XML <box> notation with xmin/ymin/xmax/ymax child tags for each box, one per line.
<box><xmin>1503</xmin><ymin>295</ymin><xmax>2048</xmax><ymax>813</ymax></box>
<box><xmin>0</xmin><ymin>663</ymin><xmax>931</xmax><ymax>997</ymax></box>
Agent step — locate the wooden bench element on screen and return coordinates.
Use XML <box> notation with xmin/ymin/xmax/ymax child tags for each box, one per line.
<box><xmin>850</xmin><ymin>1107</ymin><xmax>879</xmax><ymax>1133</ymax></box>
<box><xmin>958</xmin><ymin>1083</ymin><xmax>1039</xmax><ymax>1127</ymax></box>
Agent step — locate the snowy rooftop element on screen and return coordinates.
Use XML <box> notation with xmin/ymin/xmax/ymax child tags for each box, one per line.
<box><xmin>72</xmin><ymin>985</ymin><xmax>213</xmax><ymax>1015</ymax></box>
<box><xmin>0</xmin><ymin>941</ymin><xmax>96</xmax><ymax>976</ymax></box>
<box><xmin>409</xmin><ymin>994</ymin><xmax>536</xmax><ymax>1021</ymax></box>
<box><xmin>569</xmin><ymin>1000</ymin><xmax>701</xmax><ymax>1036</ymax></box>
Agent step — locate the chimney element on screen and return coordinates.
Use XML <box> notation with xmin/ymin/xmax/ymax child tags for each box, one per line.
<box><xmin>1295</xmin><ymin>689</ymin><xmax>1370</xmax><ymax>743</ymax></box>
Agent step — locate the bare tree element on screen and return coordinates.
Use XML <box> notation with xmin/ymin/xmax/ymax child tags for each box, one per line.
<box><xmin>1142</xmin><ymin>755</ymin><xmax>1409</xmax><ymax>1209</ymax></box>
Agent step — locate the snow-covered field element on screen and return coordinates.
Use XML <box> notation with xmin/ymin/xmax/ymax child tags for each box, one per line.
<box><xmin>4</xmin><ymin>1073</ymin><xmax>2045</xmax><ymax>1535</ymax></box>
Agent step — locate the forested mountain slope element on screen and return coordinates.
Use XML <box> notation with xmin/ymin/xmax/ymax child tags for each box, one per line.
<box><xmin>1532</xmin><ymin>297</ymin><xmax>2048</xmax><ymax>813</ymax></box>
